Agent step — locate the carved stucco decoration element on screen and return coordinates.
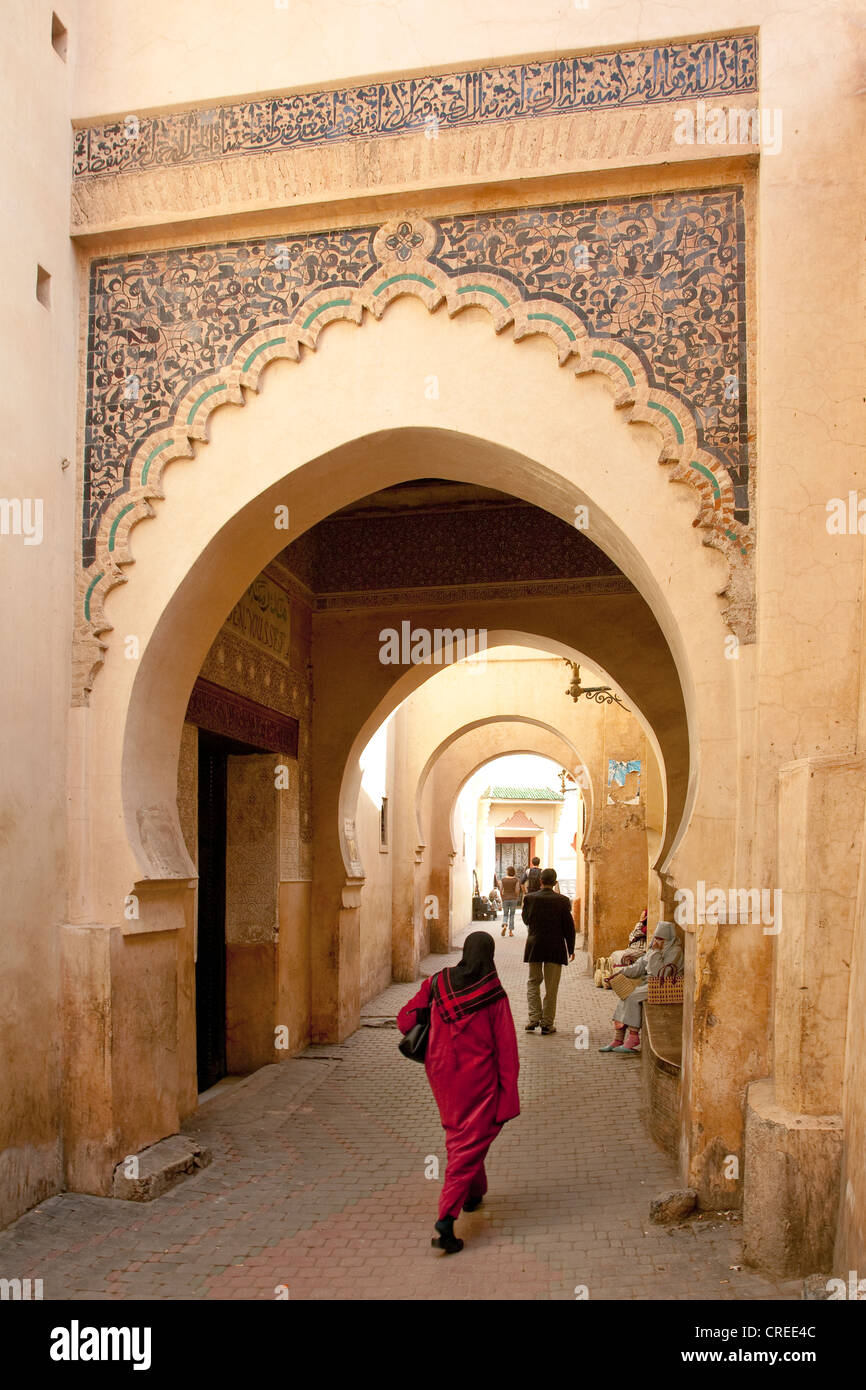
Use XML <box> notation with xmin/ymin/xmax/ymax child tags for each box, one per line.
<box><xmin>72</xmin><ymin>35</ymin><xmax>757</xmax><ymax>179</ymax></box>
<box><xmin>77</xmin><ymin>192</ymin><xmax>753</xmax><ymax>701</ymax></box>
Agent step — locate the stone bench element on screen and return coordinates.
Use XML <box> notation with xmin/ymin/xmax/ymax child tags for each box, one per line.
<box><xmin>642</xmin><ymin>1003</ymin><xmax>682</xmax><ymax>1157</ymax></box>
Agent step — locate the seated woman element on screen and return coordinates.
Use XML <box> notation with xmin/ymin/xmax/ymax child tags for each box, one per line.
<box><xmin>608</xmin><ymin>908</ymin><xmax>648</xmax><ymax>969</ymax></box>
<box><xmin>599</xmin><ymin>920</ymin><xmax>683</xmax><ymax>1054</ymax></box>
<box><xmin>593</xmin><ymin>908</ymin><xmax>647</xmax><ymax>988</ymax></box>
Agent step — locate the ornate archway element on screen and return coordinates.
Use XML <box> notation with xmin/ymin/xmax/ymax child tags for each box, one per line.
<box><xmin>77</xmin><ymin>194</ymin><xmax>753</xmax><ymax>701</ymax></box>
<box><xmin>67</xmin><ymin>286</ymin><xmax>743</xmax><ymax>1205</ymax></box>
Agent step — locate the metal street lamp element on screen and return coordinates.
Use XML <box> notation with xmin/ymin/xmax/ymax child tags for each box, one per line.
<box><xmin>563</xmin><ymin>660</ymin><xmax>628</xmax><ymax>710</ymax></box>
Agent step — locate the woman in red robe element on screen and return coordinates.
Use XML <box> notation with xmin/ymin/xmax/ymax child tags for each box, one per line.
<box><xmin>397</xmin><ymin>931</ymin><xmax>520</xmax><ymax>1254</ymax></box>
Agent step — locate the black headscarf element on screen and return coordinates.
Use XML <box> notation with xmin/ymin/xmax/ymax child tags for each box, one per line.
<box><xmin>436</xmin><ymin>931</ymin><xmax>507</xmax><ymax>1023</ymax></box>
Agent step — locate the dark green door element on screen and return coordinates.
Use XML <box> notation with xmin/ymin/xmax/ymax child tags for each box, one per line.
<box><xmin>196</xmin><ymin>731</ymin><xmax>228</xmax><ymax>1092</ymax></box>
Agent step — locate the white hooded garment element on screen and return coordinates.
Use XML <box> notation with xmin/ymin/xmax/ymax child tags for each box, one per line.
<box><xmin>612</xmin><ymin>920</ymin><xmax>684</xmax><ymax>1029</ymax></box>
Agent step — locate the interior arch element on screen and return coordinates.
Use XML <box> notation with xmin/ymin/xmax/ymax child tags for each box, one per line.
<box><xmin>415</xmin><ymin>717</ymin><xmax>594</xmax><ymax>857</ymax></box>
<box><xmin>443</xmin><ymin>739</ymin><xmax>592</xmax><ymax>860</ymax></box>
<box><xmin>342</xmin><ymin>633</ymin><xmax>667</xmax><ymax>880</ymax></box>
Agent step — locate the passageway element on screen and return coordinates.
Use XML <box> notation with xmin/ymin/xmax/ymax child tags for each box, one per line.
<box><xmin>0</xmin><ymin>929</ymin><xmax>797</xmax><ymax>1300</ymax></box>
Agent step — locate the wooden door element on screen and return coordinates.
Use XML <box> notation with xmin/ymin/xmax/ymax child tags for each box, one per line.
<box><xmin>196</xmin><ymin>731</ymin><xmax>228</xmax><ymax>1092</ymax></box>
<box><xmin>496</xmin><ymin>839</ymin><xmax>530</xmax><ymax>877</ymax></box>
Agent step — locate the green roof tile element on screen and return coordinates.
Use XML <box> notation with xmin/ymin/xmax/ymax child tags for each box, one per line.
<box><xmin>481</xmin><ymin>785</ymin><xmax>564</xmax><ymax>801</ymax></box>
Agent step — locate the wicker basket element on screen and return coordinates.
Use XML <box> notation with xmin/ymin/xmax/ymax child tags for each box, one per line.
<box><xmin>609</xmin><ymin>972</ymin><xmax>640</xmax><ymax>1000</ymax></box>
<box><xmin>647</xmin><ymin>974</ymin><xmax>683</xmax><ymax>1005</ymax></box>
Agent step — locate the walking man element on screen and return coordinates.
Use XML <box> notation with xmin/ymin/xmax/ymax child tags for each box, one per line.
<box><xmin>520</xmin><ymin>856</ymin><xmax>542</xmax><ymax>897</ymax></box>
<box><xmin>500</xmin><ymin>865</ymin><xmax>521</xmax><ymax>937</ymax></box>
<box><xmin>522</xmin><ymin>868</ymin><xmax>575</xmax><ymax>1034</ymax></box>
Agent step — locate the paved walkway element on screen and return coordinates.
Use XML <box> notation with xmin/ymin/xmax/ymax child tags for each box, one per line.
<box><xmin>0</xmin><ymin>923</ymin><xmax>800</xmax><ymax>1300</ymax></box>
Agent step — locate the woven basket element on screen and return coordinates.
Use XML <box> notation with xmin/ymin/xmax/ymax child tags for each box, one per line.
<box><xmin>647</xmin><ymin>974</ymin><xmax>683</xmax><ymax>1005</ymax></box>
<box><xmin>609</xmin><ymin>972</ymin><xmax>640</xmax><ymax>1000</ymax></box>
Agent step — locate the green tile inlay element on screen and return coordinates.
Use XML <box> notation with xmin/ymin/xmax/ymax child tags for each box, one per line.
<box><xmin>141</xmin><ymin>438</ymin><xmax>173</xmax><ymax>486</ymax></box>
<box><xmin>187</xmin><ymin>383</ymin><xmax>227</xmax><ymax>426</ymax></box>
<box><xmin>690</xmin><ymin>460</ymin><xmax>722</xmax><ymax>501</ymax></box>
<box><xmin>456</xmin><ymin>284</ymin><xmax>510</xmax><ymax>308</ymax></box>
<box><xmin>242</xmin><ymin>336</ymin><xmax>287</xmax><ymax>371</ymax></box>
<box><xmin>84</xmin><ymin>571</ymin><xmax>104</xmax><ymax>623</ymax></box>
<box><xmin>108</xmin><ymin>502</ymin><xmax>136</xmax><ymax>552</ymax></box>
<box><xmin>591</xmin><ymin>349</ymin><xmax>636</xmax><ymax>386</ymax></box>
<box><xmin>726</xmin><ymin>527</ymin><xmax>749</xmax><ymax>556</ymax></box>
<box><xmin>647</xmin><ymin>400</ymin><xmax>685</xmax><ymax>444</ymax></box>
<box><xmin>527</xmin><ymin>312</ymin><xmax>576</xmax><ymax>342</ymax></box>
<box><xmin>374</xmin><ymin>273</ymin><xmax>437</xmax><ymax>295</ymax></box>
<box><xmin>302</xmin><ymin>298</ymin><xmax>351</xmax><ymax>329</ymax></box>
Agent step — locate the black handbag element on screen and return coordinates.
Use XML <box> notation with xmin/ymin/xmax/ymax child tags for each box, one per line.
<box><xmin>398</xmin><ymin>975</ymin><xmax>438</xmax><ymax>1062</ymax></box>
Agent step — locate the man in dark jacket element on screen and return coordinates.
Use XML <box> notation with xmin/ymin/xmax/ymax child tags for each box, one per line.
<box><xmin>521</xmin><ymin>868</ymin><xmax>575</xmax><ymax>1034</ymax></box>
<box><xmin>520</xmin><ymin>856</ymin><xmax>542</xmax><ymax>896</ymax></box>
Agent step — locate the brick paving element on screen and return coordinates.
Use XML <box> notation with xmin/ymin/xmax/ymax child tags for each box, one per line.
<box><xmin>0</xmin><ymin>923</ymin><xmax>800</xmax><ymax>1301</ymax></box>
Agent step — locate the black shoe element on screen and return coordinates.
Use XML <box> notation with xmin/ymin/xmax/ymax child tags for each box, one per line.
<box><xmin>431</xmin><ymin>1232</ymin><xmax>464</xmax><ymax>1253</ymax></box>
<box><xmin>463</xmin><ymin>1195</ymin><xmax>483</xmax><ymax>1213</ymax></box>
<box><xmin>432</xmin><ymin>1217</ymin><xmax>464</xmax><ymax>1254</ymax></box>
<box><xmin>525</xmin><ymin>1021</ymin><xmax>541</xmax><ymax>1032</ymax></box>
<box><xmin>540</xmin><ymin>1024</ymin><xmax>557</xmax><ymax>1034</ymax></box>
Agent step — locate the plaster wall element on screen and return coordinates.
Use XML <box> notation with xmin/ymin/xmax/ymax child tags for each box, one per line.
<box><xmin>451</xmin><ymin>770</ymin><xmax>475</xmax><ymax>935</ymax></box>
<box><xmin>0</xmin><ymin>0</ymin><xmax>80</xmax><ymax>1227</ymax></box>
<box><xmin>356</xmin><ymin>717</ymin><xmax>397</xmax><ymax>1004</ymax></box>
<box><xmin>837</xmin><ymin>796</ymin><xmax>866</xmax><ymax>1273</ymax></box>
<box><xmin>70</xmin><ymin>0</ymin><xmax>764</xmax><ymax>119</ymax></box>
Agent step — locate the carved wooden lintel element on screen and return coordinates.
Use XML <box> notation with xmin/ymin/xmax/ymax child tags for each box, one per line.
<box><xmin>186</xmin><ymin>677</ymin><xmax>298</xmax><ymax>756</ymax></box>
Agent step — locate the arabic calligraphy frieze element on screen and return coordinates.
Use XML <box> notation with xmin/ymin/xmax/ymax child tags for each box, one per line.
<box><xmin>83</xmin><ymin>187</ymin><xmax>748</xmax><ymax>564</ymax></box>
<box><xmin>73</xmin><ymin>34</ymin><xmax>757</xmax><ymax>178</ymax></box>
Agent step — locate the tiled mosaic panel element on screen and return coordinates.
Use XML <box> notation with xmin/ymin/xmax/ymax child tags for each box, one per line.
<box><xmin>73</xmin><ymin>34</ymin><xmax>757</xmax><ymax>178</ymax></box>
<box><xmin>84</xmin><ymin>227</ymin><xmax>377</xmax><ymax>563</ymax></box>
<box><xmin>84</xmin><ymin>188</ymin><xmax>747</xmax><ymax>563</ymax></box>
<box><xmin>432</xmin><ymin>194</ymin><xmax>748</xmax><ymax>515</ymax></box>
